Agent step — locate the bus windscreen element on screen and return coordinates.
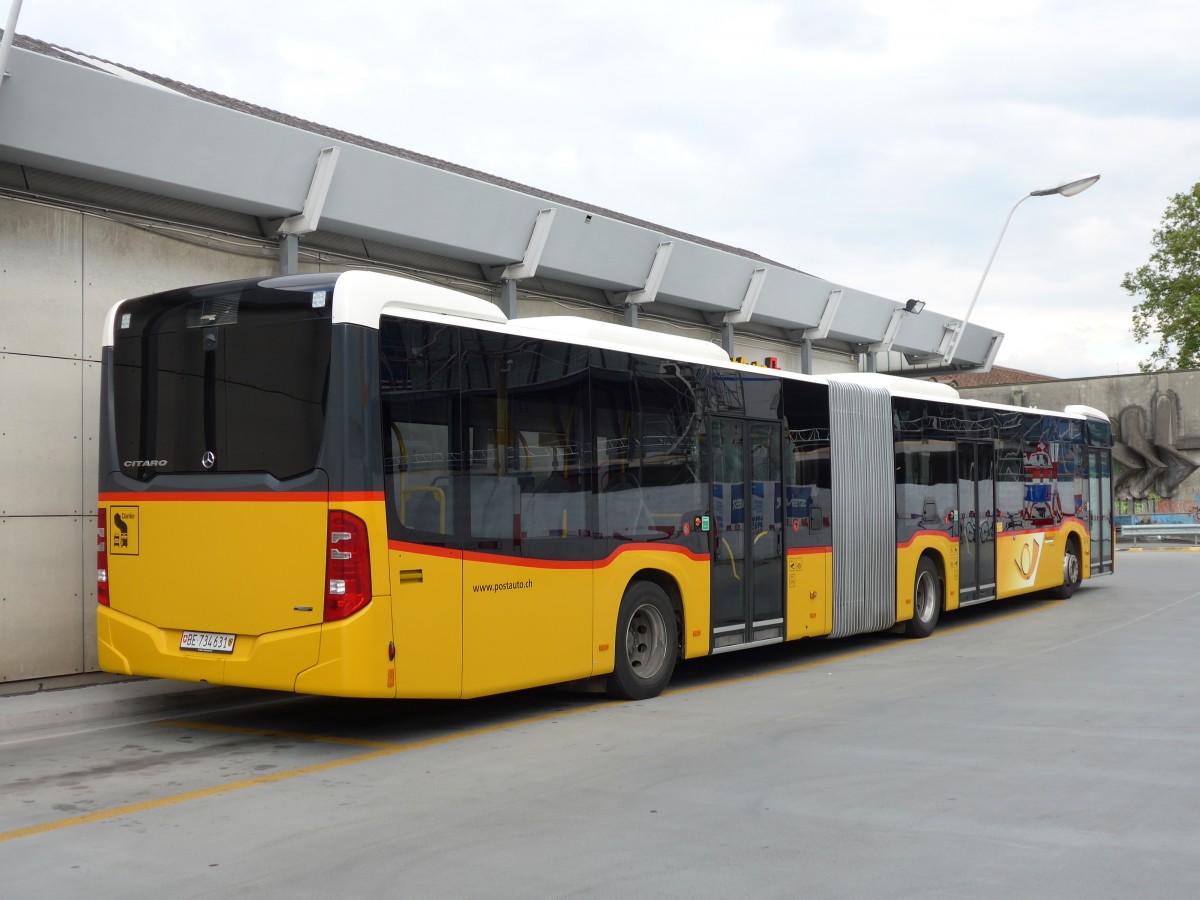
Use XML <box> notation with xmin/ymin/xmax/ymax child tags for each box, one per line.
<box><xmin>110</xmin><ymin>280</ymin><xmax>332</xmax><ymax>480</ymax></box>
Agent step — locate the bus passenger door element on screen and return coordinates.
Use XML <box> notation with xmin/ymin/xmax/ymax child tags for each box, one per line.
<box><xmin>957</xmin><ymin>442</ymin><xmax>996</xmax><ymax>605</ymax></box>
<box><xmin>710</xmin><ymin>417</ymin><xmax>785</xmax><ymax>651</ymax></box>
<box><xmin>1088</xmin><ymin>448</ymin><xmax>1114</xmax><ymax>574</ymax></box>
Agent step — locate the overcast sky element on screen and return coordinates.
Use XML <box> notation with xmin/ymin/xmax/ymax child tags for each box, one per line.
<box><xmin>14</xmin><ymin>0</ymin><xmax>1200</xmax><ymax>377</ymax></box>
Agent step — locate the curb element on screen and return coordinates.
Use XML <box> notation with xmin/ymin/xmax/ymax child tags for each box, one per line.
<box><xmin>1121</xmin><ymin>545</ymin><xmax>1200</xmax><ymax>552</ymax></box>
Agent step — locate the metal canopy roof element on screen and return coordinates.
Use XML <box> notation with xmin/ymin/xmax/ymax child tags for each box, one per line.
<box><xmin>0</xmin><ymin>35</ymin><xmax>1002</xmax><ymax>370</ymax></box>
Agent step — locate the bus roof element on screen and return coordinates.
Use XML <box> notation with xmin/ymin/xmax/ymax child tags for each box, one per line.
<box><xmin>334</xmin><ymin>270</ymin><xmax>507</xmax><ymax>326</ymax></box>
<box><xmin>515</xmin><ymin>315</ymin><xmax>732</xmax><ymax>366</ymax></box>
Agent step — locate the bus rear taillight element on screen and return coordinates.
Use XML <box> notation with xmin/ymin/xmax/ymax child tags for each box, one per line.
<box><xmin>325</xmin><ymin>510</ymin><xmax>371</xmax><ymax>622</ymax></box>
<box><xmin>97</xmin><ymin>510</ymin><xmax>110</xmax><ymax>606</ymax></box>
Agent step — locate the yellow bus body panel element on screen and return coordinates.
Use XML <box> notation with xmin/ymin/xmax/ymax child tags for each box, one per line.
<box><xmin>461</xmin><ymin>552</ymin><xmax>592</xmax><ymax>698</ymax></box>
<box><xmin>385</xmin><ymin>542</ymin><xmax>708</xmax><ymax>699</ymax></box>
<box><xmin>786</xmin><ymin>548</ymin><xmax>832</xmax><ymax>639</ymax></box>
<box><xmin>98</xmin><ymin>494</ymin><xmax>402</xmax><ymax>697</ymax></box>
<box><xmin>1080</xmin><ymin>526</ymin><xmax>1093</xmax><ymax>579</ymax></box>
<box><xmin>103</xmin><ymin>497</ymin><xmax>327</xmax><ymax>636</ymax></box>
<box><xmin>293</xmin><ymin>590</ymin><xmax>396</xmax><ymax>698</ymax></box>
<box><xmin>387</xmin><ymin>544</ymin><xmax>464</xmax><ymax>699</ymax></box>
<box><xmin>895</xmin><ymin>533</ymin><xmax>958</xmax><ymax>620</ymax></box>
<box><xmin>996</xmin><ymin>521</ymin><xmax>1089</xmax><ymax>598</ymax></box>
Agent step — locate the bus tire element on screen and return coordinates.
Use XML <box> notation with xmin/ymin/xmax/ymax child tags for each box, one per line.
<box><xmin>905</xmin><ymin>557</ymin><xmax>942</xmax><ymax>639</ymax></box>
<box><xmin>607</xmin><ymin>581</ymin><xmax>678</xmax><ymax>701</ymax></box>
<box><xmin>1051</xmin><ymin>536</ymin><xmax>1082</xmax><ymax>599</ymax></box>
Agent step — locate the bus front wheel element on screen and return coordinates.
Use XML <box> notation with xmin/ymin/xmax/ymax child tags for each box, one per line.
<box><xmin>1051</xmin><ymin>537</ymin><xmax>1082</xmax><ymax>599</ymax></box>
<box><xmin>905</xmin><ymin>557</ymin><xmax>942</xmax><ymax>638</ymax></box>
<box><xmin>607</xmin><ymin>582</ymin><xmax>678</xmax><ymax>700</ymax></box>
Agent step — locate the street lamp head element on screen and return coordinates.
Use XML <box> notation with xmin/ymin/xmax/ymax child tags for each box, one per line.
<box><xmin>942</xmin><ymin>170</ymin><xmax>1100</xmax><ymax>366</ymax></box>
<box><xmin>904</xmin><ymin>298</ymin><xmax>925</xmax><ymax>314</ymax></box>
<box><xmin>1030</xmin><ymin>173</ymin><xmax>1101</xmax><ymax>198</ymax></box>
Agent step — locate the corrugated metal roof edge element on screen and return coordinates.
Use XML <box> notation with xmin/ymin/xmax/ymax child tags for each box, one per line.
<box><xmin>10</xmin><ymin>32</ymin><xmax>809</xmax><ymax>279</ymax></box>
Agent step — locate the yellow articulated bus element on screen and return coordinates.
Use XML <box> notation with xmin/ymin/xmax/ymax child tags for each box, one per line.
<box><xmin>96</xmin><ymin>271</ymin><xmax>1114</xmax><ymax>701</ymax></box>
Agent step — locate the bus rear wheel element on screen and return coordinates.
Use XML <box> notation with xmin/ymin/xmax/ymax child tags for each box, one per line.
<box><xmin>607</xmin><ymin>582</ymin><xmax>678</xmax><ymax>700</ymax></box>
<box><xmin>1051</xmin><ymin>537</ymin><xmax>1082</xmax><ymax>599</ymax></box>
<box><xmin>905</xmin><ymin>557</ymin><xmax>941</xmax><ymax>638</ymax></box>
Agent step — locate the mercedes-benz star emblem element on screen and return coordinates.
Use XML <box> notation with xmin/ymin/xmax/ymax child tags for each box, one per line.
<box><xmin>201</xmin><ymin>451</ymin><xmax>216</xmax><ymax>469</ymax></box>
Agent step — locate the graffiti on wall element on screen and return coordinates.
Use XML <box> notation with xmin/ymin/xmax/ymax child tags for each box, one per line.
<box><xmin>1113</xmin><ymin>389</ymin><xmax>1199</xmax><ymax>501</ymax></box>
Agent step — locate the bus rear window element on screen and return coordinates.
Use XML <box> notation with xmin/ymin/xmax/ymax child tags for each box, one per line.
<box><xmin>111</xmin><ymin>278</ymin><xmax>333</xmax><ymax>480</ymax></box>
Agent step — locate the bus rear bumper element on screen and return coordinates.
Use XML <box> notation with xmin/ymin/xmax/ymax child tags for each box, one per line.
<box><xmin>96</xmin><ymin>604</ymin><xmax>321</xmax><ymax>693</ymax></box>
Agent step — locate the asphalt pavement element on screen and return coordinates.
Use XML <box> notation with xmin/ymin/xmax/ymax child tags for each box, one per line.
<box><xmin>2</xmin><ymin>543</ymin><xmax>1192</xmax><ymax>745</ymax></box>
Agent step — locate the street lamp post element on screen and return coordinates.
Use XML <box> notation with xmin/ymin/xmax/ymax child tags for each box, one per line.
<box><xmin>942</xmin><ymin>173</ymin><xmax>1100</xmax><ymax>366</ymax></box>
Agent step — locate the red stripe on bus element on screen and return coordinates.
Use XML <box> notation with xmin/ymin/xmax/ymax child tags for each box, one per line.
<box><xmin>388</xmin><ymin>540</ymin><xmax>461</xmax><ymax>560</ymax></box>
<box><xmin>597</xmin><ymin>543</ymin><xmax>709</xmax><ymax>565</ymax></box>
<box><xmin>465</xmin><ymin>553</ymin><xmax>589</xmax><ymax>572</ymax></box>
<box><xmin>98</xmin><ymin>491</ymin><xmax>384</xmax><ymax>503</ymax></box>
<box><xmin>897</xmin><ymin>530</ymin><xmax>959</xmax><ymax>549</ymax></box>
<box><xmin>998</xmin><ymin>520</ymin><xmax>1083</xmax><ymax>538</ymax></box>
<box><xmin>388</xmin><ymin>540</ymin><xmax>708</xmax><ymax>568</ymax></box>
<box><xmin>330</xmin><ymin>492</ymin><xmax>386</xmax><ymax>504</ymax></box>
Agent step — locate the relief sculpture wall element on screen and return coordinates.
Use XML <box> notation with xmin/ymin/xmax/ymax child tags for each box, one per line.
<box><xmin>1113</xmin><ymin>390</ymin><xmax>1200</xmax><ymax>500</ymax></box>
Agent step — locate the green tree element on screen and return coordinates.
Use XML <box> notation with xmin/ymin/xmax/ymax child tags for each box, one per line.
<box><xmin>1123</xmin><ymin>183</ymin><xmax>1200</xmax><ymax>372</ymax></box>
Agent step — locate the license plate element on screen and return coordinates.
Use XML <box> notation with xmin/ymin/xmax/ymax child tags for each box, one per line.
<box><xmin>180</xmin><ymin>630</ymin><xmax>236</xmax><ymax>654</ymax></box>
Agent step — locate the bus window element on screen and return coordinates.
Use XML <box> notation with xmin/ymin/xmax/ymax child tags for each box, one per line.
<box><xmin>594</xmin><ymin>357</ymin><xmax>703</xmax><ymax>543</ymax></box>
<box><xmin>380</xmin><ymin>320</ymin><xmax>458</xmax><ymax>540</ymax></box>
<box><xmin>461</xmin><ymin>330</ymin><xmax>589</xmax><ymax>557</ymax></box>
<box><xmin>894</xmin><ymin>439</ymin><xmax>956</xmax><ymax>543</ymax></box>
<box><xmin>112</xmin><ymin>280</ymin><xmax>331</xmax><ymax>480</ymax></box>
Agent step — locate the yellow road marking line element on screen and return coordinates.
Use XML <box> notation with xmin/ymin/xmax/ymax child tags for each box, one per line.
<box><xmin>2</xmin><ymin>601</ymin><xmax>1053</xmax><ymax>844</ymax></box>
<box><xmin>0</xmin><ymin>705</ymin><xmax>600</xmax><ymax>844</ymax></box>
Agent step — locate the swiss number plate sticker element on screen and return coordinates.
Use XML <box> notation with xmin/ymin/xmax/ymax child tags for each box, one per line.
<box><xmin>180</xmin><ymin>630</ymin><xmax>236</xmax><ymax>654</ymax></box>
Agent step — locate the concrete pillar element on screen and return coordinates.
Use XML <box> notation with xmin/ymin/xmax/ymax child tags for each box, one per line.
<box><xmin>279</xmin><ymin>234</ymin><xmax>299</xmax><ymax>275</ymax></box>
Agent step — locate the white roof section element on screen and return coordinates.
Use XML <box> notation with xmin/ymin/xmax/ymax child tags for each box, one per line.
<box><xmin>347</xmin><ymin>272</ymin><xmax>739</xmax><ymax>367</ymax></box>
<box><xmin>1064</xmin><ymin>404</ymin><xmax>1111</xmax><ymax>423</ymax></box>
<box><xmin>828</xmin><ymin>373</ymin><xmax>1099</xmax><ymax>423</ymax></box>
<box><xmin>334</xmin><ymin>270</ymin><xmax>507</xmax><ymax>327</ymax></box>
<box><xmin>2</xmin><ymin>35</ymin><xmax>1003</xmax><ymax>371</ymax></box>
<box><xmin>517</xmin><ymin>315</ymin><xmax>731</xmax><ymax>366</ymax></box>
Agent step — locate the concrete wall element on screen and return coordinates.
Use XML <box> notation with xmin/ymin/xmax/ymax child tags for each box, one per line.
<box><xmin>960</xmin><ymin>372</ymin><xmax>1200</xmax><ymax>521</ymax></box>
<box><xmin>0</xmin><ymin>196</ymin><xmax>277</xmax><ymax>682</ymax></box>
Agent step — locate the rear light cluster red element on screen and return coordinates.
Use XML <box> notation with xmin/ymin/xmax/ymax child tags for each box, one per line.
<box><xmin>325</xmin><ymin>510</ymin><xmax>371</xmax><ymax>622</ymax></box>
<box><xmin>97</xmin><ymin>510</ymin><xmax>110</xmax><ymax>606</ymax></box>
